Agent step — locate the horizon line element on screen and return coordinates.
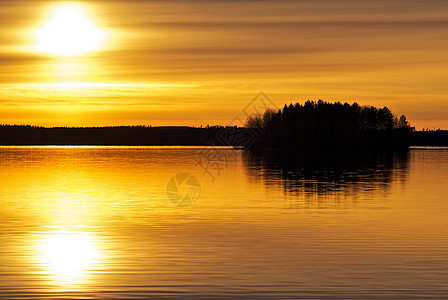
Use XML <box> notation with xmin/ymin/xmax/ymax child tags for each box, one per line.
<box><xmin>1</xmin><ymin>124</ymin><xmax>447</xmax><ymax>131</ymax></box>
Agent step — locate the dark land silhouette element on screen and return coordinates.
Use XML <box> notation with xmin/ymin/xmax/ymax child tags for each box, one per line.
<box><xmin>0</xmin><ymin>100</ymin><xmax>447</xmax><ymax>147</ymax></box>
<box><xmin>411</xmin><ymin>129</ymin><xmax>448</xmax><ymax>146</ymax></box>
<box><xmin>245</xmin><ymin>100</ymin><xmax>413</xmax><ymax>151</ymax></box>
<box><xmin>0</xmin><ymin>125</ymin><xmax>245</xmax><ymax>146</ymax></box>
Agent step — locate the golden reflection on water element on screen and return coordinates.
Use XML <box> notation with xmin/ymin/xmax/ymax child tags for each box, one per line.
<box><xmin>0</xmin><ymin>146</ymin><xmax>448</xmax><ymax>299</ymax></box>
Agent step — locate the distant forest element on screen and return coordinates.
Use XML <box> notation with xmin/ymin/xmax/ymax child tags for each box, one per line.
<box><xmin>245</xmin><ymin>100</ymin><xmax>413</xmax><ymax>151</ymax></box>
<box><xmin>0</xmin><ymin>101</ymin><xmax>447</xmax><ymax>147</ymax></box>
<box><xmin>0</xmin><ymin>125</ymin><xmax>243</xmax><ymax>146</ymax></box>
<box><xmin>411</xmin><ymin>130</ymin><xmax>448</xmax><ymax>146</ymax></box>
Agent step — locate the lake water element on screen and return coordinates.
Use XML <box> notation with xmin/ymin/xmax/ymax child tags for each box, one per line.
<box><xmin>0</xmin><ymin>146</ymin><xmax>447</xmax><ymax>299</ymax></box>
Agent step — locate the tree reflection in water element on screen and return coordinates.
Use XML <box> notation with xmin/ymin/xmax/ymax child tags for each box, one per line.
<box><xmin>243</xmin><ymin>150</ymin><xmax>410</xmax><ymax>209</ymax></box>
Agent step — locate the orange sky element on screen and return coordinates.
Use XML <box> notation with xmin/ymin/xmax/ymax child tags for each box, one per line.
<box><xmin>1</xmin><ymin>0</ymin><xmax>448</xmax><ymax>129</ymax></box>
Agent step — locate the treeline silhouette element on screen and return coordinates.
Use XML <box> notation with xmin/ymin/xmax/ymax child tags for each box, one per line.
<box><xmin>0</xmin><ymin>125</ymin><xmax>244</xmax><ymax>146</ymax></box>
<box><xmin>246</xmin><ymin>100</ymin><xmax>412</xmax><ymax>151</ymax></box>
<box><xmin>0</xmin><ymin>120</ymin><xmax>445</xmax><ymax>147</ymax></box>
<box><xmin>411</xmin><ymin>129</ymin><xmax>448</xmax><ymax>146</ymax></box>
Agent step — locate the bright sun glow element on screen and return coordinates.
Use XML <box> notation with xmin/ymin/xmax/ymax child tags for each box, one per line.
<box><xmin>35</xmin><ymin>3</ymin><xmax>105</xmax><ymax>56</ymax></box>
<box><xmin>40</xmin><ymin>232</ymin><xmax>99</xmax><ymax>284</ymax></box>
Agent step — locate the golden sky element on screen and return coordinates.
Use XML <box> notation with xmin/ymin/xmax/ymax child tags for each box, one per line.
<box><xmin>1</xmin><ymin>0</ymin><xmax>448</xmax><ymax>129</ymax></box>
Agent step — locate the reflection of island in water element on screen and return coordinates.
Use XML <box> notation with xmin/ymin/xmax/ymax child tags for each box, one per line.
<box><xmin>243</xmin><ymin>150</ymin><xmax>410</xmax><ymax>209</ymax></box>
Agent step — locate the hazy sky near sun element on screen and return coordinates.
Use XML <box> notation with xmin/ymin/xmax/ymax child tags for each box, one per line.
<box><xmin>1</xmin><ymin>0</ymin><xmax>448</xmax><ymax>128</ymax></box>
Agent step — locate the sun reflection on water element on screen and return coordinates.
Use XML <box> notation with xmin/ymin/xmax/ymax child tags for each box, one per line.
<box><xmin>38</xmin><ymin>231</ymin><xmax>100</xmax><ymax>285</ymax></box>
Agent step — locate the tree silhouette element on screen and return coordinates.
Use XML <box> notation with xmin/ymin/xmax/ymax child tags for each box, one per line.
<box><xmin>245</xmin><ymin>100</ymin><xmax>412</xmax><ymax>151</ymax></box>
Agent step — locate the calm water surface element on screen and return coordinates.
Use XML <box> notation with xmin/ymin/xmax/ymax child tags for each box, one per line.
<box><xmin>0</xmin><ymin>146</ymin><xmax>447</xmax><ymax>299</ymax></box>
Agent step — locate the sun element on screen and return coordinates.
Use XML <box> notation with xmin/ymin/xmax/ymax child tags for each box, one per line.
<box><xmin>35</xmin><ymin>3</ymin><xmax>105</xmax><ymax>56</ymax></box>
